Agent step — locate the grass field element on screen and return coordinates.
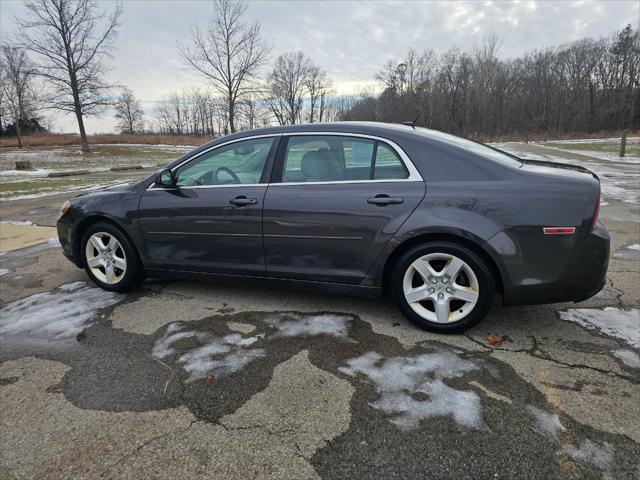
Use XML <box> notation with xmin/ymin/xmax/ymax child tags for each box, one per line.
<box><xmin>544</xmin><ymin>140</ymin><xmax>640</xmax><ymax>157</ymax></box>
<box><xmin>0</xmin><ymin>132</ymin><xmax>212</xmax><ymax>148</ymax></box>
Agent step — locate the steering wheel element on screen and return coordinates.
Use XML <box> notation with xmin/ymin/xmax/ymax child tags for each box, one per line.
<box><xmin>215</xmin><ymin>166</ymin><xmax>241</xmax><ymax>185</ymax></box>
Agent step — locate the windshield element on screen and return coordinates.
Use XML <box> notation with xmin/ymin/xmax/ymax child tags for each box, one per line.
<box><xmin>414</xmin><ymin>128</ymin><xmax>523</xmax><ymax>168</ymax></box>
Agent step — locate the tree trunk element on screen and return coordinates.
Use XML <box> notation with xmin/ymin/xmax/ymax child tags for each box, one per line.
<box><xmin>16</xmin><ymin>120</ymin><xmax>23</xmax><ymax>148</ymax></box>
<box><xmin>75</xmin><ymin>108</ymin><xmax>89</xmax><ymax>152</ymax></box>
<box><xmin>228</xmin><ymin>96</ymin><xmax>236</xmax><ymax>133</ymax></box>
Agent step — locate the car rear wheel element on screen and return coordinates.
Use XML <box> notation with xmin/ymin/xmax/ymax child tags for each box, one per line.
<box><xmin>81</xmin><ymin>222</ymin><xmax>143</xmax><ymax>292</ymax></box>
<box><xmin>391</xmin><ymin>241</ymin><xmax>494</xmax><ymax>333</ymax></box>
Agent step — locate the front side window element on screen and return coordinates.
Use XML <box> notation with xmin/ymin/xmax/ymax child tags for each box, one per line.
<box><xmin>282</xmin><ymin>135</ymin><xmax>409</xmax><ymax>183</ymax></box>
<box><xmin>175</xmin><ymin>137</ymin><xmax>275</xmax><ymax>187</ymax></box>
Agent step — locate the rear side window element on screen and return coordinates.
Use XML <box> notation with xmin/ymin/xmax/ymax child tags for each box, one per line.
<box><xmin>282</xmin><ymin>135</ymin><xmax>408</xmax><ymax>183</ymax></box>
<box><xmin>374</xmin><ymin>143</ymin><xmax>408</xmax><ymax>180</ymax></box>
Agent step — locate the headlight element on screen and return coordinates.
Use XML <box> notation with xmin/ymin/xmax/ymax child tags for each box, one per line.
<box><xmin>59</xmin><ymin>200</ymin><xmax>71</xmax><ymax>218</ymax></box>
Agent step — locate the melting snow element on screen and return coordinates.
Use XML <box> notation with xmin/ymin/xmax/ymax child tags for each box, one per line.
<box><xmin>559</xmin><ymin>308</ymin><xmax>640</xmax><ymax>349</ymax></box>
<box><xmin>153</xmin><ymin>313</ymin><xmax>353</xmax><ymax>381</ymax></box>
<box><xmin>153</xmin><ymin>325</ymin><xmax>265</xmax><ymax>382</ymax></box>
<box><xmin>527</xmin><ymin>405</ymin><xmax>565</xmax><ymax>440</ymax></box>
<box><xmin>261</xmin><ymin>312</ymin><xmax>351</xmax><ymax>337</ymax></box>
<box><xmin>340</xmin><ymin>351</ymin><xmax>482</xmax><ymax>430</ymax></box>
<box><xmin>0</xmin><ymin>220</ymin><xmax>34</xmax><ymax>226</ymax></box>
<box><xmin>0</xmin><ymin>282</ymin><xmax>123</xmax><ymax>342</ymax></box>
<box><xmin>565</xmin><ymin>439</ymin><xmax>614</xmax><ymax>474</ymax></box>
<box><xmin>612</xmin><ymin>349</ymin><xmax>640</xmax><ymax>369</ymax></box>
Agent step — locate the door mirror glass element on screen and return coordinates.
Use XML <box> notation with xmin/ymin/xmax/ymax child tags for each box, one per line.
<box><xmin>156</xmin><ymin>169</ymin><xmax>175</xmax><ymax>187</ymax></box>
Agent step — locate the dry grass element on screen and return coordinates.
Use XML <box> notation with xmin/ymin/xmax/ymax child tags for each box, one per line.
<box><xmin>475</xmin><ymin>130</ymin><xmax>639</xmax><ymax>144</ymax></box>
<box><xmin>1</xmin><ymin>129</ymin><xmax>637</xmax><ymax>149</ymax></box>
<box><xmin>0</xmin><ymin>132</ymin><xmax>213</xmax><ymax>148</ymax></box>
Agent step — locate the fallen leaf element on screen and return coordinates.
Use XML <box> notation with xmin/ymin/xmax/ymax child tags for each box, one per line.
<box><xmin>204</xmin><ymin>373</ymin><xmax>215</xmax><ymax>385</ymax></box>
<box><xmin>487</xmin><ymin>335</ymin><xmax>503</xmax><ymax>347</ymax></box>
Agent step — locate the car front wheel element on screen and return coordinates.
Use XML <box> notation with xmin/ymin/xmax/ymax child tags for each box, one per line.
<box><xmin>391</xmin><ymin>241</ymin><xmax>495</xmax><ymax>333</ymax></box>
<box><xmin>81</xmin><ymin>222</ymin><xmax>143</xmax><ymax>292</ymax></box>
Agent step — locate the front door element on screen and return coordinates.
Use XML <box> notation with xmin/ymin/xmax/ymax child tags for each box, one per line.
<box><xmin>138</xmin><ymin>136</ymin><xmax>278</xmax><ymax>274</ymax></box>
<box><xmin>263</xmin><ymin>134</ymin><xmax>425</xmax><ymax>284</ymax></box>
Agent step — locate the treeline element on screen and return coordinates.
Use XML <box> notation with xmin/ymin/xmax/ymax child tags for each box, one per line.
<box><xmin>2</xmin><ymin>0</ymin><xmax>638</xmax><ymax>150</ymax></box>
<box><xmin>343</xmin><ymin>26</ymin><xmax>639</xmax><ymax>139</ymax></box>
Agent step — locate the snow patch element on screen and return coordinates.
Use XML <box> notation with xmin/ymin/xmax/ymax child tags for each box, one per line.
<box><xmin>564</xmin><ymin>439</ymin><xmax>614</xmax><ymax>474</ymax></box>
<box><xmin>261</xmin><ymin>312</ymin><xmax>351</xmax><ymax>337</ymax></box>
<box><xmin>612</xmin><ymin>349</ymin><xmax>640</xmax><ymax>369</ymax></box>
<box><xmin>340</xmin><ymin>351</ymin><xmax>482</xmax><ymax>430</ymax></box>
<box><xmin>0</xmin><ymin>169</ymin><xmax>52</xmax><ymax>178</ymax></box>
<box><xmin>627</xmin><ymin>244</ymin><xmax>640</xmax><ymax>251</ymax></box>
<box><xmin>559</xmin><ymin>308</ymin><xmax>640</xmax><ymax>349</ymax></box>
<box><xmin>527</xmin><ymin>405</ymin><xmax>565</xmax><ymax>440</ymax></box>
<box><xmin>152</xmin><ymin>326</ymin><xmax>265</xmax><ymax>382</ymax></box>
<box><xmin>0</xmin><ymin>282</ymin><xmax>123</xmax><ymax>342</ymax></box>
<box><xmin>0</xmin><ymin>220</ymin><xmax>34</xmax><ymax>226</ymax></box>
<box><xmin>0</xmin><ymin>268</ymin><xmax>8</xmax><ymax>276</ymax></box>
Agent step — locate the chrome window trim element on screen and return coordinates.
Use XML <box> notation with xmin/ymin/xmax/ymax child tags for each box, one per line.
<box><xmin>147</xmin><ymin>131</ymin><xmax>423</xmax><ymax>191</ymax></box>
<box><xmin>279</xmin><ymin>131</ymin><xmax>422</xmax><ymax>183</ymax></box>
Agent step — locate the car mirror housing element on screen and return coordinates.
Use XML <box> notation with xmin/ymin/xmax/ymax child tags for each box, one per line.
<box><xmin>156</xmin><ymin>169</ymin><xmax>175</xmax><ymax>187</ymax></box>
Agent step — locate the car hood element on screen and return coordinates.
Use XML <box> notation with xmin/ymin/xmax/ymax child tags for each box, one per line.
<box><xmin>73</xmin><ymin>181</ymin><xmax>142</xmax><ymax>199</ymax></box>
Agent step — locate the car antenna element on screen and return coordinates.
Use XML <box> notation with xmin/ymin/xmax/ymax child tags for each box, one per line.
<box><xmin>402</xmin><ymin>114</ymin><xmax>420</xmax><ymax>130</ymax></box>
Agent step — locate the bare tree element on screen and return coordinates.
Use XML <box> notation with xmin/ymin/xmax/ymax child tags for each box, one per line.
<box><xmin>305</xmin><ymin>65</ymin><xmax>332</xmax><ymax>123</ymax></box>
<box><xmin>179</xmin><ymin>0</ymin><xmax>270</xmax><ymax>134</ymax></box>
<box><xmin>114</xmin><ymin>87</ymin><xmax>144</xmax><ymax>134</ymax></box>
<box><xmin>15</xmin><ymin>0</ymin><xmax>122</xmax><ymax>151</ymax></box>
<box><xmin>0</xmin><ymin>45</ymin><xmax>38</xmax><ymax>148</ymax></box>
<box><xmin>265</xmin><ymin>51</ymin><xmax>311</xmax><ymax>125</ymax></box>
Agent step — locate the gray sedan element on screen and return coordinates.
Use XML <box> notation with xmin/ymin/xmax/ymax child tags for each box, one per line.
<box><xmin>57</xmin><ymin>122</ymin><xmax>610</xmax><ymax>332</ymax></box>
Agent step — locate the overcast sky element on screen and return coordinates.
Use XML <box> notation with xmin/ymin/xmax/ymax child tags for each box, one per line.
<box><xmin>1</xmin><ymin>0</ymin><xmax>638</xmax><ymax>134</ymax></box>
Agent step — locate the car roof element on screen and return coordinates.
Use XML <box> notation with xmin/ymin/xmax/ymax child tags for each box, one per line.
<box><xmin>206</xmin><ymin>121</ymin><xmax>428</xmax><ymax>144</ymax></box>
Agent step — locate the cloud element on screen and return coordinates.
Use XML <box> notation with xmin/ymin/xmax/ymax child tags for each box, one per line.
<box><xmin>1</xmin><ymin>0</ymin><xmax>637</xmax><ymax>133</ymax></box>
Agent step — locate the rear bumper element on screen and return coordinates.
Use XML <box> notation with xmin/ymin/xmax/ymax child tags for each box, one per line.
<box><xmin>496</xmin><ymin>223</ymin><xmax>610</xmax><ymax>306</ymax></box>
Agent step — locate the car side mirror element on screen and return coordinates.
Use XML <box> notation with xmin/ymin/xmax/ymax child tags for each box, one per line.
<box><xmin>156</xmin><ymin>169</ymin><xmax>176</xmax><ymax>188</ymax></box>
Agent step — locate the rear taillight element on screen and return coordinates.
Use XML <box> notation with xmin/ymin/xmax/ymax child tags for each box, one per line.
<box><xmin>592</xmin><ymin>183</ymin><xmax>601</xmax><ymax>228</ymax></box>
<box><xmin>543</xmin><ymin>227</ymin><xmax>576</xmax><ymax>235</ymax></box>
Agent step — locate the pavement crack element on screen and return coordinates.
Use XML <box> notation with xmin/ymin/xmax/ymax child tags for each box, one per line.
<box><xmin>99</xmin><ymin>419</ymin><xmax>197</xmax><ymax>478</ymax></box>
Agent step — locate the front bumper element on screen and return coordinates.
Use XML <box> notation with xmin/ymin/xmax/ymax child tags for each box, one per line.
<box><xmin>495</xmin><ymin>223</ymin><xmax>610</xmax><ymax>306</ymax></box>
<box><xmin>57</xmin><ymin>214</ymin><xmax>82</xmax><ymax>267</ymax></box>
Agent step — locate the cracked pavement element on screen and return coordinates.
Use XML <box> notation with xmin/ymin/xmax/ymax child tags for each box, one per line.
<box><xmin>1</xmin><ymin>144</ymin><xmax>639</xmax><ymax>479</ymax></box>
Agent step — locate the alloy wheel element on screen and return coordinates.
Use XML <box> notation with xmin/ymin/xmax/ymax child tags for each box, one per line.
<box><xmin>402</xmin><ymin>252</ymin><xmax>479</xmax><ymax>323</ymax></box>
<box><xmin>84</xmin><ymin>232</ymin><xmax>127</xmax><ymax>285</ymax></box>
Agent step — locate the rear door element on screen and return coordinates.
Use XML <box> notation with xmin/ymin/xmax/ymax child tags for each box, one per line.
<box><xmin>138</xmin><ymin>136</ymin><xmax>279</xmax><ymax>274</ymax></box>
<box><xmin>262</xmin><ymin>134</ymin><xmax>425</xmax><ymax>284</ymax></box>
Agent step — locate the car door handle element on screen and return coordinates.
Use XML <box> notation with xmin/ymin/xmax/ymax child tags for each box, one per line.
<box><xmin>229</xmin><ymin>196</ymin><xmax>258</xmax><ymax>206</ymax></box>
<box><xmin>367</xmin><ymin>194</ymin><xmax>404</xmax><ymax>206</ymax></box>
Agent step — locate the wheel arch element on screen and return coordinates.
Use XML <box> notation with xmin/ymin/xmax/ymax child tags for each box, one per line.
<box><xmin>73</xmin><ymin>215</ymin><xmax>143</xmax><ymax>271</ymax></box>
<box><xmin>380</xmin><ymin>232</ymin><xmax>505</xmax><ymax>297</ymax></box>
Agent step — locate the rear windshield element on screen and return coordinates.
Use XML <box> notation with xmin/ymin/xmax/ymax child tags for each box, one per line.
<box><xmin>414</xmin><ymin>128</ymin><xmax>523</xmax><ymax>168</ymax></box>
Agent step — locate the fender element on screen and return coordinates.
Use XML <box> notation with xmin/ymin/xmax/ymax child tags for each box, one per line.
<box><xmin>362</xmin><ymin>201</ymin><xmax>509</xmax><ymax>290</ymax></box>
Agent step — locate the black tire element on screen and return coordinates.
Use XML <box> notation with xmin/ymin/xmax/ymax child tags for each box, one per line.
<box><xmin>80</xmin><ymin>221</ymin><xmax>144</xmax><ymax>292</ymax></box>
<box><xmin>391</xmin><ymin>241</ymin><xmax>495</xmax><ymax>333</ymax></box>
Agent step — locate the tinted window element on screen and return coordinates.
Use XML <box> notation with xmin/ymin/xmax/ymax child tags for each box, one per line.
<box><xmin>175</xmin><ymin>137</ymin><xmax>274</xmax><ymax>186</ymax></box>
<box><xmin>415</xmin><ymin>128</ymin><xmax>522</xmax><ymax>167</ymax></box>
<box><xmin>282</xmin><ymin>136</ymin><xmax>407</xmax><ymax>183</ymax></box>
<box><xmin>374</xmin><ymin>143</ymin><xmax>408</xmax><ymax>180</ymax></box>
